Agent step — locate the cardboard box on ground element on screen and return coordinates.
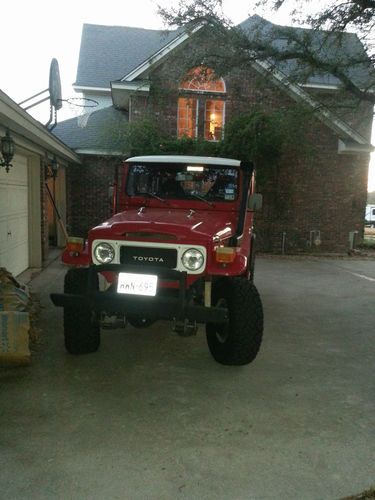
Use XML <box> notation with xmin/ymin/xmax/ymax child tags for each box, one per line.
<box><xmin>0</xmin><ymin>268</ymin><xmax>31</xmax><ymax>366</ymax></box>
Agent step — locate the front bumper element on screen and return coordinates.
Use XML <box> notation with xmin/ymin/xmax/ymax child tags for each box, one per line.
<box><xmin>50</xmin><ymin>264</ymin><xmax>228</xmax><ymax>325</ymax></box>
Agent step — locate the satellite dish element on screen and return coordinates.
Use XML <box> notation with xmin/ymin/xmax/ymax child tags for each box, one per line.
<box><xmin>19</xmin><ymin>58</ymin><xmax>63</xmax><ymax>113</ymax></box>
<box><xmin>18</xmin><ymin>58</ymin><xmax>81</xmax><ymax>129</ymax></box>
<box><xmin>49</xmin><ymin>58</ymin><xmax>62</xmax><ymax>110</ymax></box>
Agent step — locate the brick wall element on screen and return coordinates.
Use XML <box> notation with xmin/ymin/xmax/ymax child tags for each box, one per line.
<box><xmin>66</xmin><ymin>156</ymin><xmax>119</xmax><ymax>238</ymax></box>
<box><xmin>146</xmin><ymin>64</ymin><xmax>371</xmax><ymax>253</ymax></box>
<box><xmin>255</xmin><ymin>139</ymin><xmax>369</xmax><ymax>253</ymax></box>
<box><xmin>66</xmin><ymin>65</ymin><xmax>371</xmax><ymax>253</ymax></box>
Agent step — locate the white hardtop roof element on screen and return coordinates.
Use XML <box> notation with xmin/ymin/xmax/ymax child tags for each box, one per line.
<box><xmin>126</xmin><ymin>155</ymin><xmax>242</xmax><ymax>167</ymax></box>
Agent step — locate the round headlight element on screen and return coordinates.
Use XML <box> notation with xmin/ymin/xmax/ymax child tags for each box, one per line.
<box><xmin>94</xmin><ymin>242</ymin><xmax>115</xmax><ymax>264</ymax></box>
<box><xmin>181</xmin><ymin>248</ymin><xmax>204</xmax><ymax>271</ymax></box>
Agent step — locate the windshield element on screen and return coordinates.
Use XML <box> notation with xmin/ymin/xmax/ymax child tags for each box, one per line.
<box><xmin>126</xmin><ymin>163</ymin><xmax>239</xmax><ymax>202</ymax></box>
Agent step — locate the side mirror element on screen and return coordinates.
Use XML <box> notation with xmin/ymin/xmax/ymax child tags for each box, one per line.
<box><xmin>248</xmin><ymin>193</ymin><xmax>263</xmax><ymax>211</ymax></box>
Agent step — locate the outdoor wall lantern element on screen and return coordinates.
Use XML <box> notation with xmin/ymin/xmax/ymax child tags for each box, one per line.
<box><xmin>0</xmin><ymin>129</ymin><xmax>15</xmax><ymax>173</ymax></box>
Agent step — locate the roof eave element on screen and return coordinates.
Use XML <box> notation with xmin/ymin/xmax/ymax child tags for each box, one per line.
<box><xmin>301</xmin><ymin>83</ymin><xmax>339</xmax><ymax>90</ymax></box>
<box><xmin>0</xmin><ymin>90</ymin><xmax>80</xmax><ymax>163</ymax></box>
<box><xmin>120</xmin><ymin>23</ymin><xmax>204</xmax><ymax>82</ymax></box>
<box><xmin>110</xmin><ymin>81</ymin><xmax>150</xmax><ymax>110</ymax></box>
<box><xmin>73</xmin><ymin>85</ymin><xmax>111</xmax><ymax>94</ymax></box>
<box><xmin>338</xmin><ymin>139</ymin><xmax>374</xmax><ymax>154</ymax></box>
<box><xmin>74</xmin><ymin>148</ymin><xmax>127</xmax><ymax>156</ymax></box>
<box><xmin>253</xmin><ymin>59</ymin><xmax>370</xmax><ymax>146</ymax></box>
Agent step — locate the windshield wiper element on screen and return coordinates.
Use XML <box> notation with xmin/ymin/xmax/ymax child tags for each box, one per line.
<box><xmin>188</xmin><ymin>192</ymin><xmax>214</xmax><ymax>207</ymax></box>
<box><xmin>142</xmin><ymin>191</ymin><xmax>166</xmax><ymax>203</ymax></box>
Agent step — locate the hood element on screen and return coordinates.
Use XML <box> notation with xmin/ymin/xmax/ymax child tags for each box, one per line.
<box><xmin>91</xmin><ymin>207</ymin><xmax>237</xmax><ymax>243</ymax></box>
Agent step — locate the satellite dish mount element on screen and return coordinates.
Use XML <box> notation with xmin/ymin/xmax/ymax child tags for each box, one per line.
<box><xmin>19</xmin><ymin>58</ymin><xmax>98</xmax><ymax>130</ymax></box>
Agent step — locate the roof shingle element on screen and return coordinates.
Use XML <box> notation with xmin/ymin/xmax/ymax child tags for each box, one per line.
<box><xmin>52</xmin><ymin>106</ymin><xmax>129</xmax><ymax>153</ymax></box>
<box><xmin>75</xmin><ymin>16</ymin><xmax>373</xmax><ymax>90</ymax></box>
<box><xmin>75</xmin><ymin>24</ymin><xmax>181</xmax><ymax>87</ymax></box>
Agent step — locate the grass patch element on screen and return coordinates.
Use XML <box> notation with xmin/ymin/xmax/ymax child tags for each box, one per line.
<box><xmin>359</xmin><ymin>237</ymin><xmax>375</xmax><ymax>249</ymax></box>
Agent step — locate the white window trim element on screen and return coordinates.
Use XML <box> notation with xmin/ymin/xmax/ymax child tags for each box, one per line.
<box><xmin>194</xmin><ymin>98</ymin><xmax>199</xmax><ymax>139</ymax></box>
<box><xmin>178</xmin><ymin>77</ymin><xmax>226</xmax><ymax>94</ymax></box>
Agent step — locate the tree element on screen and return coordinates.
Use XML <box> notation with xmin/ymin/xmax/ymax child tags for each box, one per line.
<box><xmin>268</xmin><ymin>0</ymin><xmax>375</xmax><ymax>33</ymax></box>
<box><xmin>159</xmin><ymin>0</ymin><xmax>375</xmax><ymax>106</ymax></box>
<box><xmin>259</xmin><ymin>0</ymin><xmax>375</xmax><ymax>102</ymax></box>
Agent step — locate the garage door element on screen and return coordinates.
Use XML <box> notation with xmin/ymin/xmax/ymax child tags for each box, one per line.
<box><xmin>0</xmin><ymin>154</ymin><xmax>29</xmax><ymax>276</ymax></box>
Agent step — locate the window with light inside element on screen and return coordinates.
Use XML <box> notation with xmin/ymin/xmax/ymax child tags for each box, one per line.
<box><xmin>177</xmin><ymin>67</ymin><xmax>225</xmax><ymax>141</ymax></box>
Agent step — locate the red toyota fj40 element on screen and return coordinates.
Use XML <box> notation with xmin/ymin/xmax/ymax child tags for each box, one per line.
<box><xmin>51</xmin><ymin>155</ymin><xmax>263</xmax><ymax>365</ymax></box>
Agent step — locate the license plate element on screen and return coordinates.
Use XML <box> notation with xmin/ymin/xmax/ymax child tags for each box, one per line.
<box><xmin>117</xmin><ymin>273</ymin><xmax>158</xmax><ymax>296</ymax></box>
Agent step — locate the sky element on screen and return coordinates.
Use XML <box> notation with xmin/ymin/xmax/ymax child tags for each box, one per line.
<box><xmin>1</xmin><ymin>0</ymin><xmax>374</xmax><ymax>191</ymax></box>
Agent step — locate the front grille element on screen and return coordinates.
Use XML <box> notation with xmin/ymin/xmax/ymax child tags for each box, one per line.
<box><xmin>120</xmin><ymin>246</ymin><xmax>178</xmax><ymax>269</ymax></box>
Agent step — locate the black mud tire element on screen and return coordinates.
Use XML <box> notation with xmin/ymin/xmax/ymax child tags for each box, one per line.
<box><xmin>248</xmin><ymin>233</ymin><xmax>256</xmax><ymax>282</ymax></box>
<box><xmin>63</xmin><ymin>268</ymin><xmax>100</xmax><ymax>355</ymax></box>
<box><xmin>206</xmin><ymin>278</ymin><xmax>263</xmax><ymax>365</ymax></box>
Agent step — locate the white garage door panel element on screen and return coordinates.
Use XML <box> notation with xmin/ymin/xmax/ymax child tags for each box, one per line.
<box><xmin>0</xmin><ymin>155</ymin><xmax>29</xmax><ymax>276</ymax></box>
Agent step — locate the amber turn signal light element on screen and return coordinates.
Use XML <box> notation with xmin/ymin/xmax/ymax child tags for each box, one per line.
<box><xmin>215</xmin><ymin>247</ymin><xmax>236</xmax><ymax>263</ymax></box>
<box><xmin>66</xmin><ymin>237</ymin><xmax>84</xmax><ymax>253</ymax></box>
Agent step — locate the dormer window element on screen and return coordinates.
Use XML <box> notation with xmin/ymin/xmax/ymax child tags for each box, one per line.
<box><xmin>177</xmin><ymin>67</ymin><xmax>226</xmax><ymax>141</ymax></box>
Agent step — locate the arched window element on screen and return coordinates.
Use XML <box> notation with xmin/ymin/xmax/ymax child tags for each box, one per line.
<box><xmin>177</xmin><ymin>67</ymin><xmax>226</xmax><ymax>141</ymax></box>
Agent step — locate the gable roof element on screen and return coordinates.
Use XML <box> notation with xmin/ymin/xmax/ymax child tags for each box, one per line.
<box><xmin>239</xmin><ymin>15</ymin><xmax>372</xmax><ymax>89</ymax></box>
<box><xmin>75</xmin><ymin>16</ymin><xmax>372</xmax><ymax>91</ymax></box>
<box><xmin>72</xmin><ymin>17</ymin><xmax>372</xmax><ymax>151</ymax></box>
<box><xmin>252</xmin><ymin>58</ymin><xmax>371</xmax><ymax>147</ymax></box>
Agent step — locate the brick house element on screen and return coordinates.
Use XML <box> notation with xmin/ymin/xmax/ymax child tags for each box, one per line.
<box><xmin>53</xmin><ymin>15</ymin><xmax>374</xmax><ymax>253</ymax></box>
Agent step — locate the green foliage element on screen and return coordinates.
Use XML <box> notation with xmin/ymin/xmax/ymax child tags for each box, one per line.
<box><xmin>162</xmin><ymin>136</ymin><xmax>222</xmax><ymax>156</ymax></box>
<box><xmin>122</xmin><ymin>118</ymin><xmax>222</xmax><ymax>157</ymax></box>
<box><xmin>221</xmin><ymin>110</ymin><xmax>284</xmax><ymax>164</ymax></box>
<box><xmin>123</xmin><ymin>112</ymin><xmax>286</xmax><ymax>166</ymax></box>
<box><xmin>221</xmin><ymin>107</ymin><xmax>315</xmax><ymax>185</ymax></box>
<box><xmin>122</xmin><ymin>108</ymin><xmax>311</xmax><ymax>187</ymax></box>
<box><xmin>361</xmin><ymin>236</ymin><xmax>375</xmax><ymax>249</ymax></box>
<box><xmin>123</xmin><ymin>118</ymin><xmax>167</xmax><ymax>156</ymax></box>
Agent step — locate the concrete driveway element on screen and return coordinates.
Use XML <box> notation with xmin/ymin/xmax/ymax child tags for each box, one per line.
<box><xmin>1</xmin><ymin>256</ymin><xmax>374</xmax><ymax>500</ymax></box>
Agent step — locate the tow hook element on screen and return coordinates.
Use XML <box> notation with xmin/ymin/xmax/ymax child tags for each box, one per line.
<box><xmin>101</xmin><ymin>314</ymin><xmax>127</xmax><ymax>329</ymax></box>
<box><xmin>172</xmin><ymin>319</ymin><xmax>198</xmax><ymax>337</ymax></box>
